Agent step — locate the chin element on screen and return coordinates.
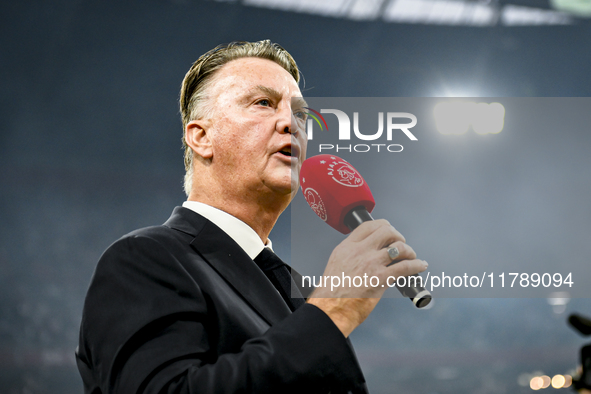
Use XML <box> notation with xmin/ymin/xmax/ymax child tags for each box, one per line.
<box><xmin>290</xmin><ymin>175</ymin><xmax>300</xmax><ymax>194</ymax></box>
<box><xmin>263</xmin><ymin>177</ymin><xmax>294</xmax><ymax>197</ymax></box>
<box><xmin>261</xmin><ymin>166</ymin><xmax>300</xmax><ymax>200</ymax></box>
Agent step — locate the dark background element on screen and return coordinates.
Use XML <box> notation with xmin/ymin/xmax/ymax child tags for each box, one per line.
<box><xmin>2</xmin><ymin>0</ymin><xmax>591</xmax><ymax>393</ymax></box>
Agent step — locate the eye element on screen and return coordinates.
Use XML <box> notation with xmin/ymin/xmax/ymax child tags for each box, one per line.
<box><xmin>257</xmin><ymin>99</ymin><xmax>271</xmax><ymax>107</ymax></box>
<box><xmin>293</xmin><ymin>110</ymin><xmax>307</xmax><ymax>121</ymax></box>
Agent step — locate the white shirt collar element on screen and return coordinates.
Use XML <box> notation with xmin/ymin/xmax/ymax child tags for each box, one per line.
<box><xmin>182</xmin><ymin>201</ymin><xmax>272</xmax><ymax>260</ymax></box>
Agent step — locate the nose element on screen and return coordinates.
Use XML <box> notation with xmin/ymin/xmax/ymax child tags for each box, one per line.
<box><xmin>277</xmin><ymin>105</ymin><xmax>297</xmax><ymax>135</ymax></box>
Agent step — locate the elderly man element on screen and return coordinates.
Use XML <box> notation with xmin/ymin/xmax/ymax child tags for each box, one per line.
<box><xmin>76</xmin><ymin>40</ymin><xmax>427</xmax><ymax>393</ymax></box>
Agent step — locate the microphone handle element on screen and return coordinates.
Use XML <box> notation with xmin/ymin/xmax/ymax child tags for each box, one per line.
<box><xmin>344</xmin><ymin>206</ymin><xmax>432</xmax><ymax>309</ymax></box>
<box><xmin>569</xmin><ymin>314</ymin><xmax>591</xmax><ymax>336</ymax></box>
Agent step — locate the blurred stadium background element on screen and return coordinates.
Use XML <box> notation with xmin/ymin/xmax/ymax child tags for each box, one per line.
<box><xmin>2</xmin><ymin>0</ymin><xmax>591</xmax><ymax>393</ymax></box>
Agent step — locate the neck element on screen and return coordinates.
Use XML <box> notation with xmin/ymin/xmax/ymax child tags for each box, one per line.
<box><xmin>188</xmin><ymin>182</ymin><xmax>291</xmax><ymax>244</ymax></box>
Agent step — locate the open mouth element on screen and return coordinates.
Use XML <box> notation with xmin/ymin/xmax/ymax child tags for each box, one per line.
<box><xmin>276</xmin><ymin>144</ymin><xmax>300</xmax><ymax>160</ymax></box>
<box><xmin>278</xmin><ymin>148</ymin><xmax>292</xmax><ymax>157</ymax></box>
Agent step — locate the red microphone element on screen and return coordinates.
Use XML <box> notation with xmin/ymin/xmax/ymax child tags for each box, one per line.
<box><xmin>300</xmin><ymin>154</ymin><xmax>432</xmax><ymax>308</ymax></box>
<box><xmin>299</xmin><ymin>154</ymin><xmax>375</xmax><ymax>234</ymax></box>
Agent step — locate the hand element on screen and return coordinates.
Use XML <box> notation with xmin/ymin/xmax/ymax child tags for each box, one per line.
<box><xmin>306</xmin><ymin>219</ymin><xmax>428</xmax><ymax>337</ymax></box>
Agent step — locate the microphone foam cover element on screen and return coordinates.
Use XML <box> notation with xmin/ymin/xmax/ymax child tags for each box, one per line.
<box><xmin>299</xmin><ymin>154</ymin><xmax>375</xmax><ymax>234</ymax></box>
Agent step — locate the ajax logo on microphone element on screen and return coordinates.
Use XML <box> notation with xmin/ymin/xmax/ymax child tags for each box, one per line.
<box><xmin>324</xmin><ymin>157</ymin><xmax>364</xmax><ymax>188</ymax></box>
<box><xmin>303</xmin><ymin>188</ymin><xmax>327</xmax><ymax>221</ymax></box>
<box><xmin>301</xmin><ymin>157</ymin><xmax>363</xmax><ymax>223</ymax></box>
<box><xmin>304</xmin><ymin>108</ymin><xmax>417</xmax><ymax>154</ymax></box>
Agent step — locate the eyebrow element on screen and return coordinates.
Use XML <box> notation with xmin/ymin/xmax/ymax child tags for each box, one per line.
<box><xmin>291</xmin><ymin>97</ymin><xmax>308</xmax><ymax>109</ymax></box>
<box><xmin>244</xmin><ymin>85</ymin><xmax>282</xmax><ymax>102</ymax></box>
<box><xmin>243</xmin><ymin>85</ymin><xmax>308</xmax><ymax>108</ymax></box>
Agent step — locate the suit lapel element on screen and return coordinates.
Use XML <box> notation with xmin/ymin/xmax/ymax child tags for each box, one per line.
<box><xmin>165</xmin><ymin>207</ymin><xmax>291</xmax><ymax>326</ymax></box>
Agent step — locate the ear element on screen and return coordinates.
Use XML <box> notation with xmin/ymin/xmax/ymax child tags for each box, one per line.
<box><xmin>185</xmin><ymin>119</ymin><xmax>213</xmax><ymax>160</ymax></box>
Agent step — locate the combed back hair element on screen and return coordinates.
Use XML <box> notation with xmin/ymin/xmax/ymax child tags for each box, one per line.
<box><xmin>179</xmin><ymin>40</ymin><xmax>301</xmax><ymax>196</ymax></box>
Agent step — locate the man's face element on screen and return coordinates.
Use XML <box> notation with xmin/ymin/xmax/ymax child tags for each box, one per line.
<box><xmin>204</xmin><ymin>57</ymin><xmax>308</xmax><ymax>201</ymax></box>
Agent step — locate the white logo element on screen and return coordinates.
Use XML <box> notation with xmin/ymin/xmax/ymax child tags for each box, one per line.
<box><xmin>303</xmin><ymin>188</ymin><xmax>327</xmax><ymax>221</ymax></box>
<box><xmin>307</xmin><ymin>110</ymin><xmax>417</xmax><ymax>141</ymax></box>
<box><xmin>326</xmin><ymin>157</ymin><xmax>363</xmax><ymax>188</ymax></box>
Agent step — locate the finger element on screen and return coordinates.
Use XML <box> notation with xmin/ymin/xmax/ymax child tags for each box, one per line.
<box><xmin>363</xmin><ymin>222</ymin><xmax>406</xmax><ymax>250</ymax></box>
<box><xmin>346</xmin><ymin>219</ymin><xmax>393</xmax><ymax>242</ymax></box>
<box><xmin>385</xmin><ymin>258</ymin><xmax>428</xmax><ymax>278</ymax></box>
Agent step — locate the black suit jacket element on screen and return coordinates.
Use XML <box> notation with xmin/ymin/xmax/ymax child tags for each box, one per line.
<box><xmin>76</xmin><ymin>206</ymin><xmax>369</xmax><ymax>393</ymax></box>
